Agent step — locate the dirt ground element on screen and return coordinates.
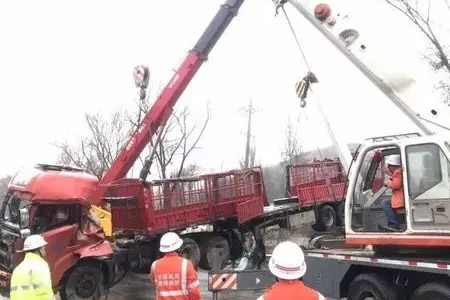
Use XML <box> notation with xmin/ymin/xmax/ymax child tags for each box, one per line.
<box><xmin>103</xmin><ymin>270</ymin><xmax>260</xmax><ymax>300</ymax></box>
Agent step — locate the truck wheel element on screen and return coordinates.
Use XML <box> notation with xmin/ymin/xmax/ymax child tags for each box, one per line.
<box><xmin>348</xmin><ymin>274</ymin><xmax>399</xmax><ymax>300</ymax></box>
<box><xmin>411</xmin><ymin>282</ymin><xmax>450</xmax><ymax>300</ymax></box>
<box><xmin>180</xmin><ymin>238</ymin><xmax>200</xmax><ymax>270</ymax></box>
<box><xmin>199</xmin><ymin>235</ymin><xmax>230</xmax><ymax>270</ymax></box>
<box><xmin>336</xmin><ymin>201</ymin><xmax>345</xmax><ymax>226</ymax></box>
<box><xmin>316</xmin><ymin>205</ymin><xmax>336</xmax><ymax>231</ymax></box>
<box><xmin>60</xmin><ymin>263</ymin><xmax>103</xmax><ymax>300</ymax></box>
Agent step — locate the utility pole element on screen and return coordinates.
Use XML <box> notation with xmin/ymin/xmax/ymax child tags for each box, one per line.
<box><xmin>241</xmin><ymin>99</ymin><xmax>259</xmax><ymax>168</ymax></box>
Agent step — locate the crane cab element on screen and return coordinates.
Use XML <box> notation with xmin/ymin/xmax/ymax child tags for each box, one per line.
<box><xmin>345</xmin><ymin>133</ymin><xmax>450</xmax><ymax>249</ymax></box>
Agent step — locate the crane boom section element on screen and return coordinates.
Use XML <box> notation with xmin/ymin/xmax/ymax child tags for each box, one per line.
<box><xmin>101</xmin><ymin>0</ymin><xmax>246</xmax><ymax>185</ymax></box>
<box><xmin>287</xmin><ymin>0</ymin><xmax>432</xmax><ymax>136</ymax></box>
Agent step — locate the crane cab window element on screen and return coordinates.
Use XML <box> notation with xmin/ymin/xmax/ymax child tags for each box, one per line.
<box><xmin>406</xmin><ymin>143</ymin><xmax>450</xmax><ymax>231</ymax></box>
<box><xmin>406</xmin><ymin>144</ymin><xmax>444</xmax><ymax>199</ymax></box>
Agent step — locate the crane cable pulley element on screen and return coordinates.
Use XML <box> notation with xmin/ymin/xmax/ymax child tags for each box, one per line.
<box><xmin>275</xmin><ymin>0</ymin><xmax>318</xmax><ymax>108</ymax></box>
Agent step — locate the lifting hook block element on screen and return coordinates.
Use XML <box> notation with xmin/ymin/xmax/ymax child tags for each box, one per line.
<box><xmin>295</xmin><ymin>72</ymin><xmax>318</xmax><ymax>107</ymax></box>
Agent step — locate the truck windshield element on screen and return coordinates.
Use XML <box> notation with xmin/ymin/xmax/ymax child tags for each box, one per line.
<box><xmin>2</xmin><ymin>193</ymin><xmax>30</xmax><ymax>225</ymax></box>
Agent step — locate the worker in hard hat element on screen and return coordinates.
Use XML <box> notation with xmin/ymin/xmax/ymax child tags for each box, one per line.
<box><xmin>382</xmin><ymin>154</ymin><xmax>404</xmax><ymax>230</ymax></box>
<box><xmin>10</xmin><ymin>235</ymin><xmax>54</xmax><ymax>300</ymax></box>
<box><xmin>149</xmin><ymin>232</ymin><xmax>201</xmax><ymax>300</ymax></box>
<box><xmin>257</xmin><ymin>241</ymin><xmax>325</xmax><ymax>300</ymax></box>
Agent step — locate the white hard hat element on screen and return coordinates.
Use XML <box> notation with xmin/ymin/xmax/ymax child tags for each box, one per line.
<box><xmin>23</xmin><ymin>235</ymin><xmax>47</xmax><ymax>252</ymax></box>
<box><xmin>268</xmin><ymin>241</ymin><xmax>306</xmax><ymax>280</ymax></box>
<box><xmin>386</xmin><ymin>155</ymin><xmax>401</xmax><ymax>166</ymax></box>
<box><xmin>160</xmin><ymin>232</ymin><xmax>183</xmax><ymax>253</ymax></box>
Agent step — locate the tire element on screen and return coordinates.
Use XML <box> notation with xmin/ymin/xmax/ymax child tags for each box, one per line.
<box><xmin>60</xmin><ymin>262</ymin><xmax>104</xmax><ymax>300</ymax></box>
<box><xmin>180</xmin><ymin>238</ymin><xmax>200</xmax><ymax>270</ymax></box>
<box><xmin>199</xmin><ymin>235</ymin><xmax>230</xmax><ymax>270</ymax></box>
<box><xmin>348</xmin><ymin>273</ymin><xmax>399</xmax><ymax>300</ymax></box>
<box><xmin>316</xmin><ymin>205</ymin><xmax>336</xmax><ymax>231</ymax></box>
<box><xmin>411</xmin><ymin>282</ymin><xmax>450</xmax><ymax>300</ymax></box>
<box><xmin>336</xmin><ymin>201</ymin><xmax>345</xmax><ymax>226</ymax></box>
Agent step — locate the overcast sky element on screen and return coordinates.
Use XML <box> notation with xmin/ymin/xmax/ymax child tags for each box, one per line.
<box><xmin>1</xmin><ymin>0</ymin><xmax>449</xmax><ymax>178</ymax></box>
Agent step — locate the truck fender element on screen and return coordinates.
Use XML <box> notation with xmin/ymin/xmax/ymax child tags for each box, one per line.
<box><xmin>74</xmin><ymin>240</ymin><xmax>113</xmax><ymax>258</ymax></box>
<box><xmin>51</xmin><ymin>251</ymin><xmax>79</xmax><ymax>288</ymax></box>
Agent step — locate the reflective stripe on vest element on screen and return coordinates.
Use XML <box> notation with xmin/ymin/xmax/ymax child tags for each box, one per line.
<box><xmin>159</xmin><ymin>290</ymin><xmax>186</xmax><ymax>297</ymax></box>
<box><xmin>181</xmin><ymin>258</ymin><xmax>188</xmax><ymax>296</ymax></box>
<box><xmin>11</xmin><ymin>282</ymin><xmax>48</xmax><ymax>291</ymax></box>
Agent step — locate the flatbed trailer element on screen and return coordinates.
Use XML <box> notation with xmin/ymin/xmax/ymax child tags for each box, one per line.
<box><xmin>208</xmin><ymin>248</ymin><xmax>450</xmax><ymax>300</ymax></box>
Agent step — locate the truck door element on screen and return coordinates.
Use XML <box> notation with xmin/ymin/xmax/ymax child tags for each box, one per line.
<box><xmin>405</xmin><ymin>143</ymin><xmax>450</xmax><ymax>232</ymax></box>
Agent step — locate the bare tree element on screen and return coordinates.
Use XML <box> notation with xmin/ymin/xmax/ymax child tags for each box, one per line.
<box><xmin>126</xmin><ymin>87</ymin><xmax>210</xmax><ymax>179</ymax></box>
<box><xmin>282</xmin><ymin>118</ymin><xmax>303</xmax><ymax>165</ymax></box>
<box><xmin>56</xmin><ymin>95</ymin><xmax>210</xmax><ymax>180</ymax></box>
<box><xmin>173</xmin><ymin>105</ymin><xmax>210</xmax><ymax>178</ymax></box>
<box><xmin>56</xmin><ymin>112</ymin><xmax>131</xmax><ymax>179</ymax></box>
<box><xmin>382</xmin><ymin>0</ymin><xmax>450</xmax><ymax>103</ymax></box>
<box><xmin>170</xmin><ymin>164</ymin><xmax>201</xmax><ymax>178</ymax></box>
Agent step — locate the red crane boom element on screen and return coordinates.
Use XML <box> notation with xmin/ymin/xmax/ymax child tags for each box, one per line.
<box><xmin>101</xmin><ymin>0</ymin><xmax>246</xmax><ymax>187</ymax></box>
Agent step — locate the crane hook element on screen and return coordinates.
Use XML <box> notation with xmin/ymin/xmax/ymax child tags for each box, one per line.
<box><xmin>295</xmin><ymin>72</ymin><xmax>318</xmax><ymax>108</ymax></box>
<box><xmin>300</xmin><ymin>100</ymin><xmax>307</xmax><ymax>108</ymax></box>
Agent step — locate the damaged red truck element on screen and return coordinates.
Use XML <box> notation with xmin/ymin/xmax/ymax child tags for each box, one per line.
<box><xmin>1</xmin><ymin>164</ymin><xmax>270</xmax><ymax>298</ymax></box>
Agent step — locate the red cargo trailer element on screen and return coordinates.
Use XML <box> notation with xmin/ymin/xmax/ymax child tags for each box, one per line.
<box><xmin>286</xmin><ymin>157</ymin><xmax>384</xmax><ymax>231</ymax></box>
<box><xmin>102</xmin><ymin>167</ymin><xmax>268</xmax><ymax>234</ymax></box>
<box><xmin>286</xmin><ymin>159</ymin><xmax>347</xmax><ymax>231</ymax></box>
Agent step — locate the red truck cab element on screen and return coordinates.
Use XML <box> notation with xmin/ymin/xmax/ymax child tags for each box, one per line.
<box><xmin>0</xmin><ymin>164</ymin><xmax>112</xmax><ymax>290</ymax></box>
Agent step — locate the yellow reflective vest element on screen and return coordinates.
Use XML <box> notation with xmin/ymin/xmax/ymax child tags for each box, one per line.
<box><xmin>10</xmin><ymin>252</ymin><xmax>54</xmax><ymax>300</ymax></box>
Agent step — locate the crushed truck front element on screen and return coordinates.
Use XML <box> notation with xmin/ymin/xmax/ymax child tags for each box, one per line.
<box><xmin>0</xmin><ymin>164</ymin><xmax>111</xmax><ymax>290</ymax></box>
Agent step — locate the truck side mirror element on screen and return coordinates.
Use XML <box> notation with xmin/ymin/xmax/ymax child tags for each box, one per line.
<box><xmin>19</xmin><ymin>208</ymin><xmax>29</xmax><ymax>229</ymax></box>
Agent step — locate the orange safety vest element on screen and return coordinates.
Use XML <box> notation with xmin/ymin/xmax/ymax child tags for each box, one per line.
<box><xmin>149</xmin><ymin>253</ymin><xmax>201</xmax><ymax>300</ymax></box>
<box><xmin>257</xmin><ymin>281</ymin><xmax>325</xmax><ymax>300</ymax></box>
<box><xmin>387</xmin><ymin>168</ymin><xmax>404</xmax><ymax>209</ymax></box>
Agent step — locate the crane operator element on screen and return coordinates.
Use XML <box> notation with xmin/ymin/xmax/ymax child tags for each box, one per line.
<box><xmin>382</xmin><ymin>155</ymin><xmax>404</xmax><ymax>230</ymax></box>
